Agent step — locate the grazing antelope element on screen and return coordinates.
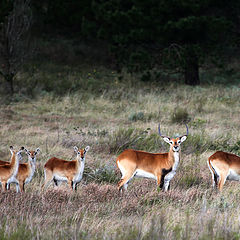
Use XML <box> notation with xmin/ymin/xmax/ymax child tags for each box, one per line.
<box><xmin>6</xmin><ymin>148</ymin><xmax>40</xmax><ymax>192</ymax></box>
<box><xmin>116</xmin><ymin>124</ymin><xmax>188</xmax><ymax>193</ymax></box>
<box><xmin>43</xmin><ymin>146</ymin><xmax>90</xmax><ymax>190</ymax></box>
<box><xmin>208</xmin><ymin>151</ymin><xmax>240</xmax><ymax>191</ymax></box>
<box><xmin>0</xmin><ymin>146</ymin><xmax>24</xmax><ymax>191</ymax></box>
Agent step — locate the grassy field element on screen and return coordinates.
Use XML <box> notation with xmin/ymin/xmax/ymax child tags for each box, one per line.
<box><xmin>0</xmin><ymin>64</ymin><xmax>240</xmax><ymax>239</ymax></box>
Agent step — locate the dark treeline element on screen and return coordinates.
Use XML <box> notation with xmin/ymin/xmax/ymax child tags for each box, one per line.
<box><xmin>1</xmin><ymin>0</ymin><xmax>240</xmax><ymax>94</ymax></box>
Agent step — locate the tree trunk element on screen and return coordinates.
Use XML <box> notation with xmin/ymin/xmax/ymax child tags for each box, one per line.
<box><xmin>184</xmin><ymin>51</ymin><xmax>200</xmax><ymax>86</ymax></box>
<box><xmin>5</xmin><ymin>74</ymin><xmax>14</xmax><ymax>95</ymax></box>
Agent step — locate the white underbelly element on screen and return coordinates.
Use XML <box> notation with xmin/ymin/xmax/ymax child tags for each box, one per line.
<box><xmin>134</xmin><ymin>169</ymin><xmax>157</xmax><ymax>180</ymax></box>
<box><xmin>227</xmin><ymin>169</ymin><xmax>240</xmax><ymax>181</ymax></box>
<box><xmin>25</xmin><ymin>176</ymin><xmax>33</xmax><ymax>184</ymax></box>
<box><xmin>53</xmin><ymin>174</ymin><xmax>68</xmax><ymax>182</ymax></box>
<box><xmin>7</xmin><ymin>176</ymin><xmax>18</xmax><ymax>184</ymax></box>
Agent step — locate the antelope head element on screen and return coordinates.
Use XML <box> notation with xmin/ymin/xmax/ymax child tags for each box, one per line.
<box><xmin>158</xmin><ymin>124</ymin><xmax>188</xmax><ymax>152</ymax></box>
<box><xmin>25</xmin><ymin>148</ymin><xmax>40</xmax><ymax>163</ymax></box>
<box><xmin>73</xmin><ymin>146</ymin><xmax>90</xmax><ymax>161</ymax></box>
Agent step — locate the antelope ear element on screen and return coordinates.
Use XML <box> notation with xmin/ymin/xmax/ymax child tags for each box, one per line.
<box><xmin>25</xmin><ymin>148</ymin><xmax>29</xmax><ymax>154</ymax></box>
<box><xmin>18</xmin><ymin>147</ymin><xmax>25</xmax><ymax>153</ymax></box>
<box><xmin>162</xmin><ymin>137</ymin><xmax>171</xmax><ymax>144</ymax></box>
<box><xmin>35</xmin><ymin>148</ymin><xmax>40</xmax><ymax>154</ymax></box>
<box><xmin>180</xmin><ymin>135</ymin><xmax>187</xmax><ymax>143</ymax></box>
<box><xmin>9</xmin><ymin>146</ymin><xmax>14</xmax><ymax>154</ymax></box>
<box><xmin>73</xmin><ymin>146</ymin><xmax>78</xmax><ymax>153</ymax></box>
<box><xmin>85</xmin><ymin>146</ymin><xmax>90</xmax><ymax>152</ymax></box>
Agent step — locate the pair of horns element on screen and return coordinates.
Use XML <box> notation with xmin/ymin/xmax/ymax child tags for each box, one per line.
<box><xmin>158</xmin><ymin>124</ymin><xmax>189</xmax><ymax>137</ymax></box>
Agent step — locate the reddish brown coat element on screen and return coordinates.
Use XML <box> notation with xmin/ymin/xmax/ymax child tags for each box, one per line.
<box><xmin>208</xmin><ymin>151</ymin><xmax>240</xmax><ymax>191</ymax></box>
<box><xmin>0</xmin><ymin>149</ymin><xmax>39</xmax><ymax>192</ymax></box>
<box><xmin>43</xmin><ymin>146</ymin><xmax>90</xmax><ymax>191</ymax></box>
<box><xmin>0</xmin><ymin>147</ymin><xmax>23</xmax><ymax>191</ymax></box>
<box><xmin>116</xmin><ymin>133</ymin><xmax>187</xmax><ymax>192</ymax></box>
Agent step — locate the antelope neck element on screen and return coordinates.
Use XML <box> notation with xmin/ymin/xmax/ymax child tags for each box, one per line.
<box><xmin>76</xmin><ymin>157</ymin><xmax>85</xmax><ymax>167</ymax></box>
<box><xmin>169</xmin><ymin>149</ymin><xmax>180</xmax><ymax>163</ymax></box>
<box><xmin>12</xmin><ymin>152</ymin><xmax>21</xmax><ymax>178</ymax></box>
<box><xmin>29</xmin><ymin>159</ymin><xmax>36</xmax><ymax>171</ymax></box>
<box><xmin>9</xmin><ymin>152</ymin><xmax>16</xmax><ymax>167</ymax></box>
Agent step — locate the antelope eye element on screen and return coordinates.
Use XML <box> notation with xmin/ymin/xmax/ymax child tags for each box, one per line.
<box><xmin>177</xmin><ymin>140</ymin><xmax>181</xmax><ymax>144</ymax></box>
<box><xmin>170</xmin><ymin>141</ymin><xmax>174</xmax><ymax>144</ymax></box>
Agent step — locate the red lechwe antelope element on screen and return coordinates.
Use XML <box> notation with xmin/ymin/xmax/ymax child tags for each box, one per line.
<box><xmin>2</xmin><ymin>148</ymin><xmax>40</xmax><ymax>192</ymax></box>
<box><xmin>208</xmin><ymin>151</ymin><xmax>240</xmax><ymax>191</ymax></box>
<box><xmin>0</xmin><ymin>146</ymin><xmax>24</xmax><ymax>191</ymax></box>
<box><xmin>116</xmin><ymin>124</ymin><xmax>188</xmax><ymax>193</ymax></box>
<box><xmin>43</xmin><ymin>146</ymin><xmax>90</xmax><ymax>190</ymax></box>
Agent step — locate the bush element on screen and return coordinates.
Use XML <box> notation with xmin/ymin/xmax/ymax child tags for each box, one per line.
<box><xmin>128</xmin><ymin>112</ymin><xmax>159</xmax><ymax>122</ymax></box>
<box><xmin>84</xmin><ymin>165</ymin><xmax>119</xmax><ymax>184</ymax></box>
<box><xmin>183</xmin><ymin>133</ymin><xmax>211</xmax><ymax>155</ymax></box>
<box><xmin>209</xmin><ymin>138</ymin><xmax>240</xmax><ymax>155</ymax></box>
<box><xmin>171</xmin><ymin>108</ymin><xmax>191</xmax><ymax>124</ymax></box>
<box><xmin>108</xmin><ymin>128</ymin><xmax>164</xmax><ymax>154</ymax></box>
<box><xmin>128</xmin><ymin>112</ymin><xmax>145</xmax><ymax>122</ymax></box>
<box><xmin>177</xmin><ymin>170</ymin><xmax>202</xmax><ymax>189</ymax></box>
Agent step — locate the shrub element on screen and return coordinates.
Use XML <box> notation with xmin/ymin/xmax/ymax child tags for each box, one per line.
<box><xmin>191</xmin><ymin>118</ymin><xmax>207</xmax><ymax>128</ymax></box>
<box><xmin>183</xmin><ymin>133</ymin><xmax>211</xmax><ymax>154</ymax></box>
<box><xmin>84</xmin><ymin>165</ymin><xmax>119</xmax><ymax>184</ymax></box>
<box><xmin>209</xmin><ymin>138</ymin><xmax>240</xmax><ymax>155</ymax></box>
<box><xmin>108</xmin><ymin>128</ymin><xmax>164</xmax><ymax>154</ymax></box>
<box><xmin>128</xmin><ymin>112</ymin><xmax>159</xmax><ymax>122</ymax></box>
<box><xmin>108</xmin><ymin>128</ymin><xmax>141</xmax><ymax>154</ymax></box>
<box><xmin>171</xmin><ymin>108</ymin><xmax>191</xmax><ymax>124</ymax></box>
<box><xmin>177</xmin><ymin>170</ymin><xmax>202</xmax><ymax>189</ymax></box>
<box><xmin>128</xmin><ymin>112</ymin><xmax>145</xmax><ymax>122</ymax></box>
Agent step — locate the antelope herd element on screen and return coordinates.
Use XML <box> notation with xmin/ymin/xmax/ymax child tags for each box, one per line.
<box><xmin>0</xmin><ymin>124</ymin><xmax>239</xmax><ymax>193</ymax></box>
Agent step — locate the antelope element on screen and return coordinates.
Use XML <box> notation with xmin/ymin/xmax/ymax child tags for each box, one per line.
<box><xmin>208</xmin><ymin>151</ymin><xmax>240</xmax><ymax>191</ymax></box>
<box><xmin>6</xmin><ymin>148</ymin><xmax>40</xmax><ymax>192</ymax></box>
<box><xmin>0</xmin><ymin>146</ymin><xmax>24</xmax><ymax>191</ymax></box>
<box><xmin>116</xmin><ymin>124</ymin><xmax>188</xmax><ymax>193</ymax></box>
<box><xmin>42</xmin><ymin>146</ymin><xmax>90</xmax><ymax>190</ymax></box>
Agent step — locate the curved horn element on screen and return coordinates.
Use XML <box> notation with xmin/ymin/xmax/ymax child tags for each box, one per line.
<box><xmin>158</xmin><ymin>124</ymin><xmax>169</xmax><ymax>138</ymax></box>
<box><xmin>158</xmin><ymin>124</ymin><xmax>162</xmax><ymax>136</ymax></box>
<box><xmin>184</xmin><ymin>124</ymin><xmax>189</xmax><ymax>136</ymax></box>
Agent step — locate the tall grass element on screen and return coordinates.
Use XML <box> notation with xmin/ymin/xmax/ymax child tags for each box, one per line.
<box><xmin>0</xmin><ymin>59</ymin><xmax>240</xmax><ymax>239</ymax></box>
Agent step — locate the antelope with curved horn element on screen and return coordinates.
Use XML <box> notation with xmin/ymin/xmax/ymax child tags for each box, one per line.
<box><xmin>116</xmin><ymin>124</ymin><xmax>188</xmax><ymax>193</ymax></box>
<box><xmin>43</xmin><ymin>146</ymin><xmax>90</xmax><ymax>190</ymax></box>
<box><xmin>208</xmin><ymin>151</ymin><xmax>240</xmax><ymax>191</ymax></box>
<box><xmin>0</xmin><ymin>146</ymin><xmax>24</xmax><ymax>191</ymax></box>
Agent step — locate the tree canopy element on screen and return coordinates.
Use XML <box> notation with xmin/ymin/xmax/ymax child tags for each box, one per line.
<box><xmin>1</xmin><ymin>0</ymin><xmax>240</xmax><ymax>87</ymax></box>
<box><xmin>86</xmin><ymin>0</ymin><xmax>240</xmax><ymax>85</ymax></box>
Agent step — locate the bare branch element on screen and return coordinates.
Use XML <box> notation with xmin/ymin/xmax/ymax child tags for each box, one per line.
<box><xmin>0</xmin><ymin>0</ymin><xmax>32</xmax><ymax>94</ymax></box>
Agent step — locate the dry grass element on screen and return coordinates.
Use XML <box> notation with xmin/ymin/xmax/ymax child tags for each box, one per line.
<box><xmin>0</xmin><ymin>80</ymin><xmax>240</xmax><ymax>239</ymax></box>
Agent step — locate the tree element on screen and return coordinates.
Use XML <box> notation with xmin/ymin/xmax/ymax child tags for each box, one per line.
<box><xmin>86</xmin><ymin>0</ymin><xmax>240</xmax><ymax>85</ymax></box>
<box><xmin>158</xmin><ymin>1</ymin><xmax>239</xmax><ymax>85</ymax></box>
<box><xmin>0</xmin><ymin>0</ymin><xmax>32</xmax><ymax>95</ymax></box>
